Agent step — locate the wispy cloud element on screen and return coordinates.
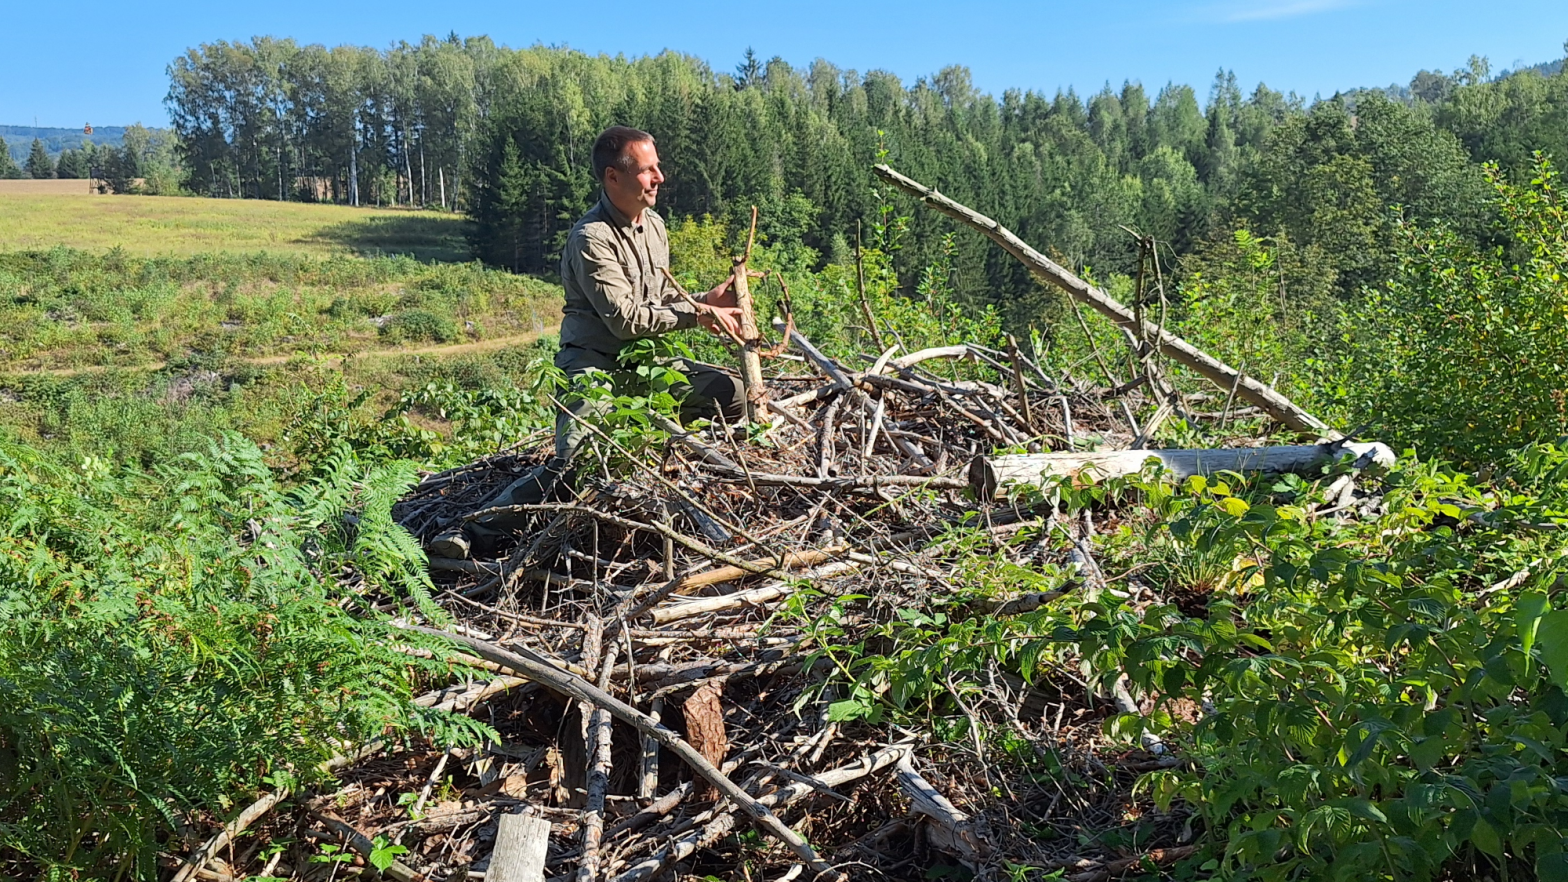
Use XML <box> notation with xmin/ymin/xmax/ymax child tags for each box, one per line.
<box><xmin>1204</xmin><ymin>0</ymin><xmax>1364</xmax><ymax>22</ymax></box>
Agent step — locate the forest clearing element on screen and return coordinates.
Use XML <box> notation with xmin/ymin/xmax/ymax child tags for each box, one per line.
<box><xmin>5</xmin><ymin>28</ymin><xmax>1568</xmax><ymax>882</ymax></box>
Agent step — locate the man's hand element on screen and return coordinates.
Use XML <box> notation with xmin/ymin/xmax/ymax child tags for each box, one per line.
<box><xmin>698</xmin><ymin>305</ymin><xmax>745</xmax><ymax>342</ymax></box>
<box><xmin>701</xmin><ymin>274</ymin><xmax>738</xmax><ymax>310</ymax></box>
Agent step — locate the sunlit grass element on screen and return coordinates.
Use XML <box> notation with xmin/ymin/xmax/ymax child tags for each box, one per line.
<box><xmin>0</xmin><ymin>191</ymin><xmax>472</xmax><ymax>261</ymax></box>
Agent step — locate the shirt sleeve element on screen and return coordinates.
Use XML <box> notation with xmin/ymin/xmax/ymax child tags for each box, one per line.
<box><xmin>575</xmin><ymin>229</ymin><xmax>700</xmax><ymax>341</ymax></box>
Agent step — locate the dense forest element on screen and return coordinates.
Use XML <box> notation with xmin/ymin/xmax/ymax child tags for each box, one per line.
<box><xmin>166</xmin><ymin>38</ymin><xmax>1568</xmax><ymax>315</ymax></box>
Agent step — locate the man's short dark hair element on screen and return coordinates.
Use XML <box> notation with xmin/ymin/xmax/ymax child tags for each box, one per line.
<box><xmin>592</xmin><ymin>126</ymin><xmax>655</xmax><ymax>182</ymax></box>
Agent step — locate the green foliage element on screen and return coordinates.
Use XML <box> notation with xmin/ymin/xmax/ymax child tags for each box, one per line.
<box><xmin>0</xmin><ymin>136</ymin><xmax>24</xmax><ymax>179</ymax></box>
<box><xmin>1105</xmin><ymin>448</ymin><xmax>1568</xmax><ymax>880</ymax></box>
<box><xmin>1436</xmin><ymin>61</ymin><xmax>1568</xmax><ymax>181</ymax></box>
<box><xmin>796</xmin><ymin>442</ymin><xmax>1568</xmax><ymax>880</ymax></box>
<box><xmin>369</xmin><ymin>835</ymin><xmax>410</xmax><ymax>872</ymax></box>
<box><xmin>1237</xmin><ymin>93</ymin><xmax>1489</xmax><ymax>297</ymax></box>
<box><xmin>1173</xmin><ymin>228</ymin><xmax>1340</xmax><ymax>407</ymax></box>
<box><xmin>53</xmin><ymin>145</ymin><xmax>92</xmax><ymax>180</ymax></box>
<box><xmin>1346</xmin><ymin>154</ymin><xmax>1568</xmax><ymax>465</ymax></box>
<box><xmin>281</xmin><ymin>364</ymin><xmax>557</xmax><ymax>473</ymax></box>
<box><xmin>24</xmin><ymin>138</ymin><xmax>54</xmax><ymax>180</ymax></box>
<box><xmin>380</xmin><ymin>307</ymin><xmax>460</xmax><ymax>343</ymax></box>
<box><xmin>0</xmin><ymin>248</ymin><xmax>555</xmax><ymax>371</ymax></box>
<box><xmin>0</xmin><ymin>434</ymin><xmax>490</xmax><ymax>878</ymax></box>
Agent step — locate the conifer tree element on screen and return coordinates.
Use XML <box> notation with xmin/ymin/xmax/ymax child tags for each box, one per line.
<box><xmin>56</xmin><ymin>146</ymin><xmax>91</xmax><ymax>179</ymax></box>
<box><xmin>25</xmin><ymin>138</ymin><xmax>55</xmax><ymax>179</ymax></box>
<box><xmin>0</xmin><ymin>136</ymin><xmax>22</xmax><ymax>179</ymax></box>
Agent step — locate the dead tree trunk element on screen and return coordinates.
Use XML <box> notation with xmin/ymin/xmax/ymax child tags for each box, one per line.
<box><xmin>971</xmin><ymin>441</ymin><xmax>1395</xmax><ymax>499</ymax></box>
<box><xmin>871</xmin><ymin>164</ymin><xmax>1335</xmax><ymax>438</ymax></box>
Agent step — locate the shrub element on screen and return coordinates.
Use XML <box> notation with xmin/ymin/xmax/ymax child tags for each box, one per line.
<box><xmin>380</xmin><ymin>308</ymin><xmax>459</xmax><ymax>344</ymax></box>
<box><xmin>1347</xmin><ymin>154</ymin><xmax>1568</xmax><ymax>466</ymax></box>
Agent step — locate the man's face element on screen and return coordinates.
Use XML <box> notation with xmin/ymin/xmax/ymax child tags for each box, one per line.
<box><xmin>605</xmin><ymin>140</ymin><xmax>664</xmax><ymax>216</ymax></box>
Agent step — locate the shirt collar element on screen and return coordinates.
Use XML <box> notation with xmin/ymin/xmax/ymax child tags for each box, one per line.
<box><xmin>598</xmin><ymin>192</ymin><xmax>643</xmax><ymax>231</ymax></box>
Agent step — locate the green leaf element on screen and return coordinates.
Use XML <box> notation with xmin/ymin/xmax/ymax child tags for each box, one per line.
<box><xmin>1344</xmin><ymin>797</ymin><xmax>1388</xmax><ymax>824</ymax></box>
<box><xmin>1237</xmin><ymin>632</ymin><xmax>1274</xmax><ymax>652</ymax></box>
<box><xmin>1509</xmin><ymin>735</ymin><xmax>1556</xmax><ymax>763</ymax></box>
<box><xmin>827</xmin><ymin>699</ymin><xmax>870</xmax><ymax>722</ymax></box>
<box><xmin>369</xmin><ymin>837</ymin><xmax>408</xmax><ymax>873</ymax></box>
<box><xmin>1538</xmin><ymin>851</ymin><xmax>1568</xmax><ymax>882</ymax></box>
<box><xmin>1536</xmin><ymin>609</ymin><xmax>1568</xmax><ymax>688</ymax></box>
<box><xmin>1519</xmin><ymin>590</ymin><xmax>1551</xmax><ymax>659</ymax></box>
<box><xmin>1472</xmin><ymin>817</ymin><xmax>1504</xmax><ymax>857</ymax></box>
<box><xmin>1218</xmin><ymin>497</ymin><xmax>1250</xmax><ymax>517</ymax></box>
<box><xmin>1409</xmin><ymin>736</ymin><xmax>1447</xmax><ymax>772</ymax></box>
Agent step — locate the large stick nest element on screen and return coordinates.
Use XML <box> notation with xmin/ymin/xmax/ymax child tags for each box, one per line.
<box><xmin>209</xmin><ymin>338</ymin><xmax>1227</xmax><ymax>882</ymax></box>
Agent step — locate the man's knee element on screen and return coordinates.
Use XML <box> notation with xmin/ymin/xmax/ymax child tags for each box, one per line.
<box><xmin>680</xmin><ymin>362</ymin><xmax>746</xmax><ymax>423</ymax></box>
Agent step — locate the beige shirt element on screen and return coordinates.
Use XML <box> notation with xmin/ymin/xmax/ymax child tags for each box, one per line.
<box><xmin>557</xmin><ymin>193</ymin><xmax>699</xmax><ymax>365</ymax></box>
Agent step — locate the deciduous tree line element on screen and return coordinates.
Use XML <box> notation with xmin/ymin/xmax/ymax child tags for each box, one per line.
<box><xmin>166</xmin><ymin>34</ymin><xmax>489</xmax><ymax>209</ymax></box>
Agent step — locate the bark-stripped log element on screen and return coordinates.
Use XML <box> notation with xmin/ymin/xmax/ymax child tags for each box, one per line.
<box><xmin>733</xmin><ymin>207</ymin><xmax>769</xmax><ymax>417</ymax></box>
<box><xmin>971</xmin><ymin>441</ymin><xmax>1395</xmax><ymax>500</ymax></box>
<box><xmin>871</xmin><ymin>164</ymin><xmax>1335</xmax><ymax>437</ymax></box>
<box><xmin>895</xmin><ymin>754</ymin><xmax>990</xmax><ymax>865</ymax></box>
<box><xmin>488</xmin><ymin>813</ymin><xmax>550</xmax><ymax>882</ymax></box>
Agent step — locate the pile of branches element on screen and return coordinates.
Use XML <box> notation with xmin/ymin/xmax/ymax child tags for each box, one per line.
<box><xmin>164</xmin><ymin>173</ymin><xmax>1368</xmax><ymax>882</ymax></box>
<box><xmin>289</xmin><ymin>329</ymin><xmax>1197</xmax><ymax>882</ymax></box>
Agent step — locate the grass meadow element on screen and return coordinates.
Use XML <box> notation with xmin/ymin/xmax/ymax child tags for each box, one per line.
<box><xmin>0</xmin><ymin>194</ymin><xmax>565</xmax><ymax>470</ymax></box>
<box><xmin>0</xmin><ymin>186</ymin><xmax>473</xmax><ymax>261</ymax></box>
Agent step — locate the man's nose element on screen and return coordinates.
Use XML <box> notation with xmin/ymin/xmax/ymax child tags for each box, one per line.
<box><xmin>651</xmin><ymin>167</ymin><xmax>665</xmax><ymax>184</ymax></box>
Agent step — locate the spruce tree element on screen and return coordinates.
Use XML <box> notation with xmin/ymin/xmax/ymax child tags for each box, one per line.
<box><xmin>25</xmin><ymin>139</ymin><xmax>55</xmax><ymax>179</ymax></box>
<box><xmin>0</xmin><ymin>136</ymin><xmax>22</xmax><ymax>179</ymax></box>
<box><xmin>56</xmin><ymin>147</ymin><xmax>90</xmax><ymax>179</ymax></box>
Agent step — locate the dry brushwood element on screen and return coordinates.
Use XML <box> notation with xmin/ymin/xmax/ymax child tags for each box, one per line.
<box><xmin>194</xmin><ymin>223</ymin><xmax>1387</xmax><ymax>881</ymax></box>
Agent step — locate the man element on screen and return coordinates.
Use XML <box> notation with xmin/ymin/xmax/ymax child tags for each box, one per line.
<box><xmin>428</xmin><ymin>126</ymin><xmax>744</xmax><ymax>559</ymax></box>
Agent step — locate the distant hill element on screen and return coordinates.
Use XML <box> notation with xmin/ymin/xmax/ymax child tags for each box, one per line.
<box><xmin>1504</xmin><ymin>58</ymin><xmax>1565</xmax><ymax>77</ymax></box>
<box><xmin>1</xmin><ymin>125</ymin><xmax>127</xmax><ymax>163</ymax></box>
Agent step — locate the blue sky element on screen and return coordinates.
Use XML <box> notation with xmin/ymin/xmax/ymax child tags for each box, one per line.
<box><xmin>3</xmin><ymin>0</ymin><xmax>1566</xmax><ymax>128</ymax></box>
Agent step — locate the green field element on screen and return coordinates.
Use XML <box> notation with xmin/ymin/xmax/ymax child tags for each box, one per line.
<box><xmin>0</xmin><ymin>250</ymin><xmax>559</xmax><ymax>372</ymax></box>
<box><xmin>0</xmin><ymin>190</ymin><xmax>472</xmax><ymax>261</ymax></box>
<box><xmin>0</xmin><ymin>195</ymin><xmax>564</xmax><ymax>471</ymax></box>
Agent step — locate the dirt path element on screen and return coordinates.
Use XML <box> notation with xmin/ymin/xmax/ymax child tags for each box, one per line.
<box><xmin>5</xmin><ymin>329</ymin><xmax>554</xmax><ymax>378</ymax></box>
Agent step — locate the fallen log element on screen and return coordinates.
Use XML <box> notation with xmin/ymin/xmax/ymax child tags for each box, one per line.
<box><xmin>650</xmin><ymin>560</ymin><xmax>861</xmax><ymax>625</ymax></box>
<box><xmin>971</xmin><ymin>441</ymin><xmax>1396</xmax><ymax>500</ymax></box>
<box><xmin>872</xmin><ymin>164</ymin><xmax>1336</xmax><ymax>437</ymax></box>
<box><xmin>671</xmin><ymin>545</ymin><xmax>847</xmax><ymax>596</ymax></box>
